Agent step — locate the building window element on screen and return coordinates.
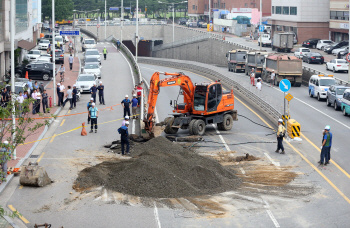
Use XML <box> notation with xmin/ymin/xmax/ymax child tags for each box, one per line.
<box><xmin>0</xmin><ymin>0</ymin><xmax>3</xmax><ymax>42</ymax></box>
<box><xmin>223</xmin><ymin>3</ymin><xmax>225</xmax><ymax>8</ymax></box>
<box><xmin>272</xmin><ymin>6</ymin><xmax>274</xmax><ymax>14</ymax></box>
<box><xmin>196</xmin><ymin>5</ymin><xmax>197</xmax><ymax>10</ymax></box>
<box><xmin>16</xmin><ymin>0</ymin><xmax>28</xmax><ymax>34</ymax></box>
<box><xmin>290</xmin><ymin>7</ymin><xmax>297</xmax><ymax>15</ymax></box>
<box><xmin>330</xmin><ymin>11</ymin><xmax>349</xmax><ymax>20</ymax></box>
<box><xmin>245</xmin><ymin>3</ymin><xmax>248</xmax><ymax>7</ymax></box>
<box><xmin>276</xmin><ymin>6</ymin><xmax>282</xmax><ymax>14</ymax></box>
<box><xmin>283</xmin><ymin>6</ymin><xmax>289</xmax><ymax>15</ymax></box>
<box><xmin>192</xmin><ymin>5</ymin><xmax>195</xmax><ymax>10</ymax></box>
<box><xmin>205</xmin><ymin>4</ymin><xmax>207</xmax><ymax>10</ymax></box>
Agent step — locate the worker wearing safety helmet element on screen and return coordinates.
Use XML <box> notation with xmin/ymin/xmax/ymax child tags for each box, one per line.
<box><xmin>118</xmin><ymin>121</ymin><xmax>130</xmax><ymax>155</ymax></box>
<box><xmin>275</xmin><ymin>119</ymin><xmax>286</xmax><ymax>154</ymax></box>
<box><xmin>0</xmin><ymin>141</ymin><xmax>10</xmax><ymax>178</ymax></box>
<box><xmin>103</xmin><ymin>46</ymin><xmax>108</xmax><ymax>60</ymax></box>
<box><xmin>319</xmin><ymin>125</ymin><xmax>332</xmax><ymax>165</ymax></box>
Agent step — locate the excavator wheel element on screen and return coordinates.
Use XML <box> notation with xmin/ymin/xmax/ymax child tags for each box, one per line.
<box><xmin>192</xmin><ymin>119</ymin><xmax>206</xmax><ymax>136</ymax></box>
<box><xmin>221</xmin><ymin>114</ymin><xmax>233</xmax><ymax>131</ymax></box>
<box><xmin>164</xmin><ymin>117</ymin><xmax>178</xmax><ymax>134</ymax></box>
<box><xmin>217</xmin><ymin>122</ymin><xmax>224</xmax><ymax>131</ymax></box>
<box><xmin>188</xmin><ymin>119</ymin><xmax>197</xmax><ymax>135</ymax></box>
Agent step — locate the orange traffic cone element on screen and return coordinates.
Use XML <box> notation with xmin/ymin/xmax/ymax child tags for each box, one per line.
<box><xmin>25</xmin><ymin>71</ymin><xmax>29</xmax><ymax>79</ymax></box>
<box><xmin>81</xmin><ymin>122</ymin><xmax>87</xmax><ymax>136</ymax></box>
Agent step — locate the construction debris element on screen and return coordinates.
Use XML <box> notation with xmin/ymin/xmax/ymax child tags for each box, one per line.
<box><xmin>20</xmin><ymin>162</ymin><xmax>51</xmax><ymax>187</ymax></box>
<box><xmin>73</xmin><ymin>137</ymin><xmax>241</xmax><ymax>198</ymax></box>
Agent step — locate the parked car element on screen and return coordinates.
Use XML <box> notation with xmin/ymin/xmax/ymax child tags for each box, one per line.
<box><xmin>84</xmin><ymin>56</ymin><xmax>100</xmax><ymax>65</ymax></box>
<box><xmin>294</xmin><ymin>48</ymin><xmax>311</xmax><ymax>59</ymax></box>
<box><xmin>302</xmin><ymin>38</ymin><xmax>321</xmax><ymax>48</ymax></box>
<box><xmin>35</xmin><ymin>55</ymin><xmax>52</xmax><ymax>63</ymax></box>
<box><xmin>324</xmin><ymin>41</ymin><xmax>349</xmax><ymax>54</ymax></box>
<box><xmin>302</xmin><ymin>52</ymin><xmax>324</xmax><ymax>64</ymax></box>
<box><xmin>198</xmin><ymin>21</ymin><xmax>207</xmax><ymax>28</ymax></box>
<box><xmin>332</xmin><ymin>46</ymin><xmax>349</xmax><ymax>56</ymax></box>
<box><xmin>42</xmin><ymin>23</ymin><xmax>50</xmax><ymax>30</ymax></box>
<box><xmin>309</xmin><ymin>74</ymin><xmax>336</xmax><ymax>101</ymax></box>
<box><xmin>42</xmin><ymin>34</ymin><xmax>53</xmax><ymax>43</ymax></box>
<box><xmin>317</xmin><ymin>40</ymin><xmax>334</xmax><ymax>50</ymax></box>
<box><xmin>26</xmin><ymin>50</ymin><xmax>41</xmax><ymax>61</ymax></box>
<box><xmin>326</xmin><ymin>85</ymin><xmax>349</xmax><ymax>110</ymax></box>
<box><xmin>84</xmin><ymin>49</ymin><xmax>101</xmax><ymax>63</ymax></box>
<box><xmin>339</xmin><ymin>50</ymin><xmax>348</xmax><ymax>59</ymax></box>
<box><xmin>82</xmin><ymin>63</ymin><xmax>101</xmax><ymax>79</ymax></box>
<box><xmin>178</xmin><ymin>18</ymin><xmax>187</xmax><ymax>25</ymax></box>
<box><xmin>82</xmin><ymin>39</ymin><xmax>96</xmax><ymax>51</ymax></box>
<box><xmin>326</xmin><ymin>59</ymin><xmax>349</xmax><ymax>73</ymax></box>
<box><xmin>341</xmin><ymin>89</ymin><xmax>350</xmax><ymax>116</ymax></box>
<box><xmin>75</xmin><ymin>74</ymin><xmax>99</xmax><ymax>93</ymax></box>
<box><xmin>38</xmin><ymin>39</ymin><xmax>50</xmax><ymax>50</ymax></box>
<box><xmin>15</xmin><ymin>62</ymin><xmax>54</xmax><ymax>81</ymax></box>
<box><xmin>50</xmin><ymin>49</ymin><xmax>64</xmax><ymax>64</ymax></box>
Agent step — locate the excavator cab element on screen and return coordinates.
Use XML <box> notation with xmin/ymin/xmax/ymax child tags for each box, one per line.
<box><xmin>193</xmin><ymin>83</ymin><xmax>223</xmax><ymax>113</ymax></box>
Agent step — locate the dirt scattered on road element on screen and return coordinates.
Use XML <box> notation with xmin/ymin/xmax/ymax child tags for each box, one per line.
<box><xmin>73</xmin><ymin>136</ymin><xmax>242</xmax><ymax>198</ymax></box>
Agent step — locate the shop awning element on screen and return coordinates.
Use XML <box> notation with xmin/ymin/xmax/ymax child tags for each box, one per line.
<box><xmin>18</xmin><ymin>40</ymin><xmax>36</xmax><ymax>51</ymax></box>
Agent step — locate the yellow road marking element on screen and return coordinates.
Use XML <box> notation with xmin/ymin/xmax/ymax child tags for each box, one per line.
<box><xmin>8</xmin><ymin>205</ymin><xmax>30</xmax><ymax>224</ymax></box>
<box><xmin>301</xmin><ymin>133</ymin><xmax>350</xmax><ymax>179</ymax></box>
<box><xmin>235</xmin><ymin>97</ymin><xmax>350</xmax><ymax>205</ymax></box>
<box><xmin>19</xmin><ymin>185</ymin><xmax>23</xmax><ymax>189</ymax></box>
<box><xmin>68</xmin><ymin>110</ymin><xmax>71</xmax><ymax>114</ymax></box>
<box><xmin>36</xmin><ymin>152</ymin><xmax>45</xmax><ymax>163</ymax></box>
<box><xmin>60</xmin><ymin>119</ymin><xmax>66</xmax><ymax>126</ymax></box>
<box><xmin>49</xmin><ymin>134</ymin><xmax>57</xmax><ymax>143</ymax></box>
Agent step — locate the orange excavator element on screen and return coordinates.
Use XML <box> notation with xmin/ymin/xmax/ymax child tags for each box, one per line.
<box><xmin>144</xmin><ymin>72</ymin><xmax>238</xmax><ymax>136</ymax></box>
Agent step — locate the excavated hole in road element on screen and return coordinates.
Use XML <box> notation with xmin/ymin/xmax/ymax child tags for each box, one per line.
<box><xmin>73</xmin><ymin>136</ymin><xmax>242</xmax><ymax>198</ymax></box>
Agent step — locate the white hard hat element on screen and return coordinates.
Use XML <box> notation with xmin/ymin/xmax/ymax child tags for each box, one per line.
<box><xmin>278</xmin><ymin>119</ymin><xmax>283</xmax><ymax>123</ymax></box>
<box><xmin>325</xmin><ymin>125</ymin><xmax>331</xmax><ymax>130</ymax></box>
<box><xmin>92</xmin><ymin>102</ymin><xmax>95</xmax><ymax>106</ymax></box>
<box><xmin>125</xmin><ymin>116</ymin><xmax>129</xmax><ymax>119</ymax></box>
<box><xmin>125</xmin><ymin>95</ymin><xmax>129</xmax><ymax>97</ymax></box>
<box><xmin>3</xmin><ymin>141</ymin><xmax>8</xmax><ymax>144</ymax></box>
<box><xmin>93</xmin><ymin>83</ymin><xmax>96</xmax><ymax>85</ymax></box>
<box><xmin>125</xmin><ymin>121</ymin><xmax>130</xmax><ymax>125</ymax></box>
<box><xmin>104</xmin><ymin>46</ymin><xmax>106</xmax><ymax>48</ymax></box>
<box><xmin>258</xmin><ymin>77</ymin><xmax>261</xmax><ymax>80</ymax></box>
<box><xmin>90</xmin><ymin>98</ymin><xmax>94</xmax><ymax>100</ymax></box>
<box><xmin>133</xmin><ymin>94</ymin><xmax>136</xmax><ymax>97</ymax></box>
<box><xmin>57</xmin><ymin>83</ymin><xmax>60</xmax><ymax>85</ymax></box>
<box><xmin>99</xmin><ymin>81</ymin><xmax>102</xmax><ymax>84</ymax></box>
<box><xmin>73</xmin><ymin>84</ymin><xmax>76</xmax><ymax>87</ymax></box>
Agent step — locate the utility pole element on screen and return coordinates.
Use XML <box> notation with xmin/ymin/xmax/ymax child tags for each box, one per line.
<box><xmin>259</xmin><ymin>0</ymin><xmax>262</xmax><ymax>51</ymax></box>
<box><xmin>52</xmin><ymin>0</ymin><xmax>56</xmax><ymax>106</ymax></box>
<box><xmin>173</xmin><ymin>3</ymin><xmax>175</xmax><ymax>43</ymax></box>
<box><xmin>105</xmin><ymin>0</ymin><xmax>107</xmax><ymax>40</ymax></box>
<box><xmin>121</xmin><ymin>0</ymin><xmax>124</xmax><ymax>42</ymax></box>
<box><xmin>85</xmin><ymin>11</ymin><xmax>87</xmax><ymax>30</ymax></box>
<box><xmin>348</xmin><ymin>0</ymin><xmax>350</xmax><ymax>82</ymax></box>
<box><xmin>73</xmin><ymin>12</ymin><xmax>76</xmax><ymax>57</ymax></box>
<box><xmin>10</xmin><ymin>0</ymin><xmax>16</xmax><ymax>159</ymax></box>
<box><xmin>136</xmin><ymin>0</ymin><xmax>139</xmax><ymax>62</ymax></box>
<box><xmin>209</xmin><ymin>0</ymin><xmax>211</xmax><ymax>26</ymax></box>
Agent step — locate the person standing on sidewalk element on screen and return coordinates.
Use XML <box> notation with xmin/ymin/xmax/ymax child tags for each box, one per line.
<box><xmin>42</xmin><ymin>89</ymin><xmax>49</xmax><ymax>113</ymax></box>
<box><xmin>27</xmin><ymin>79</ymin><xmax>33</xmax><ymax>95</ymax></box>
<box><xmin>72</xmin><ymin>84</ymin><xmax>77</xmax><ymax>109</ymax></box>
<box><xmin>56</xmin><ymin>83</ymin><xmax>61</xmax><ymax>106</ymax></box>
<box><xmin>69</xmin><ymin>54</ymin><xmax>74</xmax><ymax>70</ymax></box>
<box><xmin>97</xmin><ymin>81</ymin><xmax>105</xmax><ymax>105</ymax></box>
<box><xmin>60</xmin><ymin>83</ymin><xmax>65</xmax><ymax>107</ymax></box>
<box><xmin>256</xmin><ymin>78</ymin><xmax>262</xmax><ymax>91</ymax></box>
<box><xmin>16</xmin><ymin>91</ymin><xmax>24</xmax><ymax>117</ymax></box>
<box><xmin>31</xmin><ymin>89</ymin><xmax>37</xmax><ymax>114</ymax></box>
<box><xmin>87</xmin><ymin>98</ymin><xmax>93</xmax><ymax>124</ymax></box>
<box><xmin>116</xmin><ymin>40</ymin><xmax>121</xmax><ymax>51</ymax></box>
<box><xmin>250</xmin><ymin>68</ymin><xmax>256</xmax><ymax>86</ymax></box>
<box><xmin>63</xmin><ymin>86</ymin><xmax>73</xmax><ymax>110</ymax></box>
<box><xmin>39</xmin><ymin>82</ymin><xmax>44</xmax><ymax>93</ymax></box>
<box><xmin>103</xmin><ymin>46</ymin><xmax>108</xmax><ymax>60</ymax></box>
<box><xmin>132</xmin><ymin>94</ymin><xmax>139</xmax><ymax>119</ymax></box>
<box><xmin>121</xmin><ymin>95</ymin><xmax>131</xmax><ymax>118</ymax></box>
<box><xmin>90</xmin><ymin>83</ymin><xmax>97</xmax><ymax>103</ymax></box>
<box><xmin>270</xmin><ymin>70</ymin><xmax>275</xmax><ymax>87</ymax></box>
<box><xmin>319</xmin><ymin>125</ymin><xmax>332</xmax><ymax>165</ymax></box>
<box><xmin>35</xmin><ymin>89</ymin><xmax>42</xmax><ymax>114</ymax></box>
<box><xmin>0</xmin><ymin>141</ymin><xmax>10</xmax><ymax>179</ymax></box>
<box><xmin>275</xmin><ymin>119</ymin><xmax>286</xmax><ymax>154</ymax></box>
<box><xmin>118</xmin><ymin>121</ymin><xmax>130</xmax><ymax>155</ymax></box>
<box><xmin>88</xmin><ymin>103</ymin><xmax>99</xmax><ymax>133</ymax></box>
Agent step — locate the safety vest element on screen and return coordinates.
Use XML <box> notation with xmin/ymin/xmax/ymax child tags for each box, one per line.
<box><xmin>103</xmin><ymin>48</ymin><xmax>107</xmax><ymax>54</ymax></box>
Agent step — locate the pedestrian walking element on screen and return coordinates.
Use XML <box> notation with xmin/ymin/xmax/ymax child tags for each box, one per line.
<box><xmin>16</xmin><ymin>91</ymin><xmax>24</xmax><ymax>117</ymax></box>
<box><xmin>35</xmin><ymin>89</ymin><xmax>41</xmax><ymax>113</ymax></box>
<box><xmin>131</xmin><ymin>85</ymin><xmax>138</xmax><ymax>97</ymax></box>
<box><xmin>72</xmin><ymin>84</ymin><xmax>77</xmax><ymax>108</ymax></box>
<box><xmin>60</xmin><ymin>83</ymin><xmax>65</xmax><ymax>107</ymax></box>
<box><xmin>0</xmin><ymin>141</ymin><xmax>10</xmax><ymax>179</ymax></box>
<box><xmin>31</xmin><ymin>89</ymin><xmax>37</xmax><ymax>114</ymax></box>
<box><xmin>69</xmin><ymin>54</ymin><xmax>74</xmax><ymax>70</ymax></box>
<box><xmin>250</xmin><ymin>68</ymin><xmax>256</xmax><ymax>86</ymax></box>
<box><xmin>97</xmin><ymin>81</ymin><xmax>105</xmax><ymax>105</ymax></box>
<box><xmin>122</xmin><ymin>116</ymin><xmax>129</xmax><ymax>126</ymax></box>
<box><xmin>63</xmin><ymin>86</ymin><xmax>73</xmax><ymax>110</ymax></box>
<box><xmin>319</xmin><ymin>125</ymin><xmax>332</xmax><ymax>165</ymax></box>
<box><xmin>90</xmin><ymin>83</ymin><xmax>97</xmax><ymax>103</ymax></box>
<box><xmin>87</xmin><ymin>98</ymin><xmax>93</xmax><ymax>124</ymax></box>
<box><xmin>42</xmin><ymin>89</ymin><xmax>49</xmax><ymax>113</ymax></box>
<box><xmin>275</xmin><ymin>119</ymin><xmax>286</xmax><ymax>154</ymax></box>
<box><xmin>88</xmin><ymin>103</ymin><xmax>99</xmax><ymax>133</ymax></box>
<box><xmin>118</xmin><ymin>121</ymin><xmax>130</xmax><ymax>155</ymax></box>
<box><xmin>132</xmin><ymin>94</ymin><xmax>139</xmax><ymax>119</ymax></box>
<box><xmin>121</xmin><ymin>95</ymin><xmax>131</xmax><ymax>118</ymax></box>
<box><xmin>270</xmin><ymin>70</ymin><xmax>275</xmax><ymax>87</ymax></box>
<box><xmin>103</xmin><ymin>46</ymin><xmax>108</xmax><ymax>60</ymax></box>
<box><xmin>56</xmin><ymin>83</ymin><xmax>61</xmax><ymax>106</ymax></box>
<box><xmin>116</xmin><ymin>39</ymin><xmax>121</xmax><ymax>51</ymax></box>
<box><xmin>256</xmin><ymin>78</ymin><xmax>262</xmax><ymax>91</ymax></box>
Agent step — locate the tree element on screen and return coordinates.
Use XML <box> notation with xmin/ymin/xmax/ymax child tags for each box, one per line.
<box><xmin>42</xmin><ymin>0</ymin><xmax>74</xmax><ymax>20</ymax></box>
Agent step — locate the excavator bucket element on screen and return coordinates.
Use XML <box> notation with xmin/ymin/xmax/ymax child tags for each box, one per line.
<box><xmin>19</xmin><ymin>162</ymin><xmax>51</xmax><ymax>187</ymax></box>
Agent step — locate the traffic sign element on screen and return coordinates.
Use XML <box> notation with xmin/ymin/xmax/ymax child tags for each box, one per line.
<box><xmin>59</xmin><ymin>30</ymin><xmax>80</xmax><ymax>36</ymax></box>
<box><xmin>285</xmin><ymin>93</ymin><xmax>294</xmax><ymax>102</ymax></box>
<box><xmin>279</xmin><ymin>79</ymin><xmax>291</xmax><ymax>92</ymax></box>
<box><xmin>346</xmin><ymin>53</ymin><xmax>350</xmax><ymax>63</ymax></box>
<box><xmin>109</xmin><ymin>7</ymin><xmax>119</xmax><ymax>11</ymax></box>
<box><xmin>97</xmin><ymin>24</ymin><xmax>100</xmax><ymax>28</ymax></box>
<box><xmin>259</xmin><ymin>25</ymin><xmax>264</xmax><ymax>32</ymax></box>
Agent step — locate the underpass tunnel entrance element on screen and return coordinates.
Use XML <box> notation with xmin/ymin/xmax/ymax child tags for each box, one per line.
<box><xmin>122</xmin><ymin>39</ymin><xmax>163</xmax><ymax>57</ymax></box>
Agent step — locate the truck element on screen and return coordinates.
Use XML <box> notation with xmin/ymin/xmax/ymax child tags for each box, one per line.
<box><xmin>272</xmin><ymin>33</ymin><xmax>294</xmax><ymax>52</ymax></box>
<box><xmin>245</xmin><ymin>51</ymin><xmax>269</xmax><ymax>77</ymax></box>
<box><xmin>227</xmin><ymin>49</ymin><xmax>247</xmax><ymax>73</ymax></box>
<box><xmin>258</xmin><ymin>33</ymin><xmax>271</xmax><ymax>47</ymax></box>
<box><xmin>262</xmin><ymin>55</ymin><xmax>303</xmax><ymax>87</ymax></box>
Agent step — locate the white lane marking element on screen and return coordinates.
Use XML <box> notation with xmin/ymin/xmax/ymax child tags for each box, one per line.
<box><xmin>153</xmin><ymin>202</ymin><xmax>162</xmax><ymax>228</ymax></box>
<box><xmin>240</xmin><ymin>167</ymin><xmax>246</xmax><ymax>175</ymax></box>
<box><xmin>132</xmin><ymin>119</ymin><xmax>135</xmax><ymax>134</ymax></box>
<box><xmin>212</xmin><ymin>124</ymin><xmax>230</xmax><ymax>151</ymax></box>
<box><xmin>266</xmin><ymin>210</ymin><xmax>280</xmax><ymax>227</ymax></box>
<box><xmin>264</xmin><ymin>153</ymin><xmax>280</xmax><ymax>167</ymax></box>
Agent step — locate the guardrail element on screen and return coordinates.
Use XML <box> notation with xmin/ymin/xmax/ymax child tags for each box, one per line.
<box><xmin>153</xmin><ymin>34</ymin><xmax>210</xmax><ymax>51</ymax></box>
<box><xmin>302</xmin><ymin>65</ymin><xmax>349</xmax><ymax>85</ymax></box>
<box><xmin>81</xmin><ymin>21</ymin><xmax>168</xmax><ymax>26</ymax></box>
<box><xmin>138</xmin><ymin>57</ymin><xmax>281</xmax><ymax>125</ymax></box>
<box><xmin>79</xmin><ymin>27</ymin><xmax>98</xmax><ymax>41</ymax></box>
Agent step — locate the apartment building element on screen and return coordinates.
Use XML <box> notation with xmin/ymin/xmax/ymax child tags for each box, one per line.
<box><xmin>329</xmin><ymin>0</ymin><xmax>349</xmax><ymax>42</ymax></box>
<box><xmin>269</xmin><ymin>0</ymin><xmax>330</xmax><ymax>43</ymax></box>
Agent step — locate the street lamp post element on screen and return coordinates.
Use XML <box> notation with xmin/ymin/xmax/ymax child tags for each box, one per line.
<box><xmin>52</xmin><ymin>0</ymin><xmax>56</xmax><ymax>106</ymax></box>
<box><xmin>121</xmin><ymin>0</ymin><xmax>124</xmax><ymax>43</ymax></box>
<box><xmin>105</xmin><ymin>0</ymin><xmax>107</xmax><ymax>40</ymax></box>
<box><xmin>136</xmin><ymin>0</ymin><xmax>139</xmax><ymax>62</ymax></box>
<box><xmin>10</xmin><ymin>0</ymin><xmax>16</xmax><ymax>159</ymax></box>
<box><xmin>259</xmin><ymin>0</ymin><xmax>262</xmax><ymax>51</ymax></box>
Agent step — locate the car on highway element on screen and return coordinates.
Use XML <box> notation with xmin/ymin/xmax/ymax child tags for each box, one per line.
<box><xmin>324</xmin><ymin>41</ymin><xmax>349</xmax><ymax>54</ymax></box>
<box><xmin>84</xmin><ymin>56</ymin><xmax>101</xmax><ymax>66</ymax></box>
<box><xmin>294</xmin><ymin>48</ymin><xmax>310</xmax><ymax>59</ymax></box>
<box><xmin>326</xmin><ymin>59</ymin><xmax>348</xmax><ymax>73</ymax></box>
<box><xmin>302</xmin><ymin>52</ymin><xmax>324</xmax><ymax>64</ymax></box>
<box><xmin>38</xmin><ymin>40</ymin><xmax>50</xmax><ymax>50</ymax></box>
<box><xmin>75</xmin><ymin>74</ymin><xmax>99</xmax><ymax>93</ymax></box>
<box><xmin>82</xmin><ymin>39</ymin><xmax>96</xmax><ymax>51</ymax></box>
<box><xmin>15</xmin><ymin>62</ymin><xmax>54</xmax><ymax>81</ymax></box>
<box><xmin>50</xmin><ymin>49</ymin><xmax>64</xmax><ymax>64</ymax></box>
<box><xmin>302</xmin><ymin>38</ymin><xmax>321</xmax><ymax>49</ymax></box>
<box><xmin>309</xmin><ymin>74</ymin><xmax>336</xmax><ymax>101</ymax></box>
<box><xmin>332</xmin><ymin>46</ymin><xmax>349</xmax><ymax>56</ymax></box>
<box><xmin>26</xmin><ymin>50</ymin><xmax>41</xmax><ymax>61</ymax></box>
<box><xmin>341</xmin><ymin>89</ymin><xmax>350</xmax><ymax>116</ymax></box>
<box><xmin>82</xmin><ymin>63</ymin><xmax>101</xmax><ymax>79</ymax></box>
<box><xmin>84</xmin><ymin>49</ymin><xmax>101</xmax><ymax>63</ymax></box>
<box><xmin>326</xmin><ymin>85</ymin><xmax>349</xmax><ymax>110</ymax></box>
<box><xmin>317</xmin><ymin>40</ymin><xmax>334</xmax><ymax>50</ymax></box>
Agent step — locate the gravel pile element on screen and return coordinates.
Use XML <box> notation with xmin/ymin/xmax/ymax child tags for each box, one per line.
<box><xmin>74</xmin><ymin>137</ymin><xmax>242</xmax><ymax>198</ymax></box>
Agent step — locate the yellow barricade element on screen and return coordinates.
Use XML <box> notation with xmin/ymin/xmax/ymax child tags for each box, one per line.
<box><xmin>287</xmin><ymin>119</ymin><xmax>301</xmax><ymax>139</ymax></box>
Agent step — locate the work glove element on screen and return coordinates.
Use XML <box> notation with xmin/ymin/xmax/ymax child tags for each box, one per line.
<box><xmin>320</xmin><ymin>146</ymin><xmax>323</xmax><ymax>150</ymax></box>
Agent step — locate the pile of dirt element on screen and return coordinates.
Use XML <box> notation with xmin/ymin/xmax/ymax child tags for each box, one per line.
<box><xmin>74</xmin><ymin>137</ymin><xmax>242</xmax><ymax>198</ymax></box>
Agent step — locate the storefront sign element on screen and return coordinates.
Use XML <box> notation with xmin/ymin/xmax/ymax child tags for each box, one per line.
<box><xmin>339</xmin><ymin>23</ymin><xmax>349</xmax><ymax>29</ymax></box>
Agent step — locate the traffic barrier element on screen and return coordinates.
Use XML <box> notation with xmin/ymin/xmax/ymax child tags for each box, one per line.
<box><xmin>287</xmin><ymin>119</ymin><xmax>301</xmax><ymax>139</ymax></box>
<box><xmin>25</xmin><ymin>71</ymin><xmax>28</xmax><ymax>79</ymax></box>
<box><xmin>281</xmin><ymin>115</ymin><xmax>290</xmax><ymax>126</ymax></box>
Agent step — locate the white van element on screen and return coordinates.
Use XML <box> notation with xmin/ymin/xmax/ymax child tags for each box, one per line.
<box><xmin>258</xmin><ymin>34</ymin><xmax>271</xmax><ymax>47</ymax></box>
<box><xmin>83</xmin><ymin>39</ymin><xmax>96</xmax><ymax>51</ymax></box>
<box><xmin>309</xmin><ymin>74</ymin><xmax>336</xmax><ymax>101</ymax></box>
